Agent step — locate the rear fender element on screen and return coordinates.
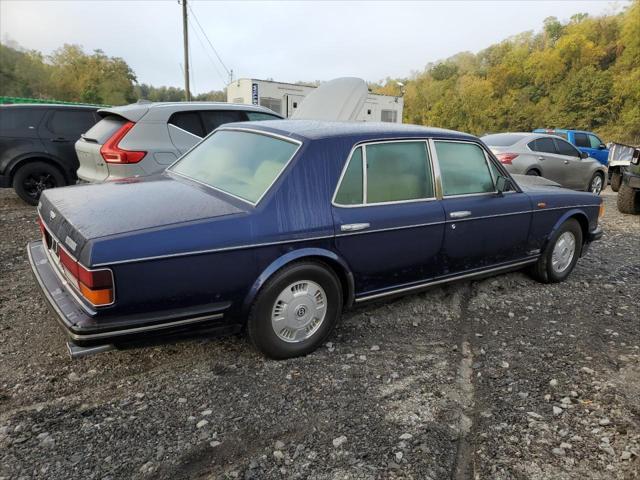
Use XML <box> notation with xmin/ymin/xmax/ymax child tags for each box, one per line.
<box><xmin>242</xmin><ymin>247</ymin><xmax>355</xmax><ymax>315</ymax></box>
<box><xmin>6</xmin><ymin>153</ymin><xmax>70</xmax><ymax>182</ymax></box>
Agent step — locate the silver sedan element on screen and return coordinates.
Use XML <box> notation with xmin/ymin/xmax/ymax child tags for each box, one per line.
<box><xmin>481</xmin><ymin>133</ymin><xmax>607</xmax><ymax>194</ymax></box>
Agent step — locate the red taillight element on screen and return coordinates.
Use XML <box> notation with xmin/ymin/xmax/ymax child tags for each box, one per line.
<box><xmin>56</xmin><ymin>244</ymin><xmax>113</xmax><ymax>306</ymax></box>
<box><xmin>100</xmin><ymin>121</ymin><xmax>146</xmax><ymax>164</ymax></box>
<box><xmin>496</xmin><ymin>153</ymin><xmax>518</xmax><ymax>165</ymax></box>
<box><xmin>37</xmin><ymin>217</ymin><xmax>45</xmax><ymax>236</ymax></box>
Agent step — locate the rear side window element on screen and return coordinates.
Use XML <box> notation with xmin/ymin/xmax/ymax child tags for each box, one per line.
<box><xmin>574</xmin><ymin>132</ymin><xmax>590</xmax><ymax>148</ymax></box>
<box><xmin>201</xmin><ymin>110</ymin><xmax>247</xmax><ymax>134</ymax></box>
<box><xmin>435</xmin><ymin>141</ymin><xmax>494</xmax><ymax>196</ymax></box>
<box><xmin>169</xmin><ymin>112</ymin><xmax>204</xmax><ymax>137</ymax></box>
<box><xmin>82</xmin><ymin>115</ymin><xmax>127</xmax><ymax>143</ymax></box>
<box><xmin>481</xmin><ymin>134</ymin><xmax>526</xmax><ymax>146</ymax></box>
<box><xmin>48</xmin><ymin>110</ymin><xmax>96</xmax><ymax>136</ymax></box>
<box><xmin>528</xmin><ymin>137</ymin><xmax>556</xmax><ymax>154</ymax></box>
<box><xmin>0</xmin><ymin>108</ymin><xmax>45</xmax><ymax>136</ymax></box>
<box><xmin>588</xmin><ymin>134</ymin><xmax>602</xmax><ymax>148</ymax></box>
<box><xmin>246</xmin><ymin>112</ymin><xmax>281</xmax><ymax>121</ymax></box>
<box><xmin>554</xmin><ymin>138</ymin><xmax>580</xmax><ymax>157</ymax></box>
<box><xmin>366</xmin><ymin>142</ymin><xmax>433</xmax><ymax>203</ymax></box>
<box><xmin>334</xmin><ymin>147</ymin><xmax>363</xmax><ymax>205</ymax></box>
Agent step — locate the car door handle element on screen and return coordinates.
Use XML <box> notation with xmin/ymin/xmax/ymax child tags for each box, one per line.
<box><xmin>450</xmin><ymin>211</ymin><xmax>472</xmax><ymax>219</ymax></box>
<box><xmin>340</xmin><ymin>223</ymin><xmax>370</xmax><ymax>232</ymax></box>
<box><xmin>564</xmin><ymin>160</ymin><xmax>570</xmax><ymax>164</ymax></box>
<box><xmin>537</xmin><ymin>156</ymin><xmax>545</xmax><ymax>161</ymax></box>
<box><xmin>51</xmin><ymin>137</ymin><xmax>69</xmax><ymax>142</ymax></box>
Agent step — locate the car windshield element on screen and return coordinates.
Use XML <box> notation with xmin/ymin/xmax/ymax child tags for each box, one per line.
<box><xmin>481</xmin><ymin>134</ymin><xmax>527</xmax><ymax>146</ymax></box>
<box><xmin>170</xmin><ymin>129</ymin><xmax>299</xmax><ymax>204</ymax></box>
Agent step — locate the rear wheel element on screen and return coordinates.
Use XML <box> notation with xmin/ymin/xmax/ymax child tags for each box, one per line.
<box><xmin>610</xmin><ymin>172</ymin><xmax>622</xmax><ymax>192</ymax></box>
<box><xmin>247</xmin><ymin>262</ymin><xmax>343</xmax><ymax>359</ymax></box>
<box><xmin>526</xmin><ymin>169</ymin><xmax>540</xmax><ymax>176</ymax></box>
<box><xmin>588</xmin><ymin>172</ymin><xmax>604</xmax><ymax>195</ymax></box>
<box><xmin>617</xmin><ymin>183</ymin><xmax>640</xmax><ymax>214</ymax></box>
<box><xmin>530</xmin><ymin>219</ymin><xmax>582</xmax><ymax>283</ymax></box>
<box><xmin>12</xmin><ymin>161</ymin><xmax>66</xmax><ymax>205</ymax></box>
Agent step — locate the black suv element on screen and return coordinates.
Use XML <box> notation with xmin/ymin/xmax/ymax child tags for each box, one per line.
<box><xmin>0</xmin><ymin>104</ymin><xmax>100</xmax><ymax>205</ymax></box>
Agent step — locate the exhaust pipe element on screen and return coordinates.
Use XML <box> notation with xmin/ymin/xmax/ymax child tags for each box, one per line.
<box><xmin>66</xmin><ymin>341</ymin><xmax>116</xmax><ymax>359</ymax></box>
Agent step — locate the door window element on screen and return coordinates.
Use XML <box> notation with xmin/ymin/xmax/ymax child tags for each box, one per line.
<box><xmin>169</xmin><ymin>111</ymin><xmax>204</xmax><ymax>137</ymax></box>
<box><xmin>554</xmin><ymin>138</ymin><xmax>580</xmax><ymax>157</ymax></box>
<box><xmin>48</xmin><ymin>110</ymin><xmax>96</xmax><ymax>136</ymax></box>
<box><xmin>573</xmin><ymin>132</ymin><xmax>590</xmax><ymax>148</ymax></box>
<box><xmin>588</xmin><ymin>134</ymin><xmax>602</xmax><ymax>149</ymax></box>
<box><xmin>333</xmin><ymin>141</ymin><xmax>433</xmax><ymax>205</ymax></box>
<box><xmin>528</xmin><ymin>137</ymin><xmax>556</xmax><ymax>154</ymax></box>
<box><xmin>0</xmin><ymin>108</ymin><xmax>45</xmax><ymax>136</ymax></box>
<box><xmin>200</xmin><ymin>110</ymin><xmax>247</xmax><ymax>134</ymax></box>
<box><xmin>334</xmin><ymin>147</ymin><xmax>363</xmax><ymax>205</ymax></box>
<box><xmin>435</xmin><ymin>141</ymin><xmax>494</xmax><ymax>196</ymax></box>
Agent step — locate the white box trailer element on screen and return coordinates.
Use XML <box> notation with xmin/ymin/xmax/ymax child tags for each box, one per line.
<box><xmin>227</xmin><ymin>78</ymin><xmax>403</xmax><ymax>123</ymax></box>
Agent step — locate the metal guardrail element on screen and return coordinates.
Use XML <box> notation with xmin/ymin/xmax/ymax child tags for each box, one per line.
<box><xmin>0</xmin><ymin>96</ymin><xmax>109</xmax><ymax>107</ymax></box>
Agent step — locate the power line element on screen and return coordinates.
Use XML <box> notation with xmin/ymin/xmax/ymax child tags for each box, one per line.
<box><xmin>187</xmin><ymin>2</ymin><xmax>231</xmax><ymax>82</ymax></box>
<box><xmin>187</xmin><ymin>15</ymin><xmax>228</xmax><ymax>87</ymax></box>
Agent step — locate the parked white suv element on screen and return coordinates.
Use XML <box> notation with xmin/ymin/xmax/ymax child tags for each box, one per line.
<box><xmin>75</xmin><ymin>102</ymin><xmax>282</xmax><ymax>183</ymax></box>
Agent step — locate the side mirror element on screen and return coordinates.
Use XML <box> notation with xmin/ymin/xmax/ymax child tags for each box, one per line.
<box><xmin>580</xmin><ymin>151</ymin><xmax>589</xmax><ymax>159</ymax></box>
<box><xmin>496</xmin><ymin>175</ymin><xmax>512</xmax><ymax>194</ymax></box>
<box><xmin>598</xmin><ymin>143</ymin><xmax>607</xmax><ymax>150</ymax></box>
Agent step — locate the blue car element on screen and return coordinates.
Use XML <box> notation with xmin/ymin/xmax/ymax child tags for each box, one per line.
<box><xmin>533</xmin><ymin>129</ymin><xmax>609</xmax><ymax>166</ymax></box>
<box><xmin>28</xmin><ymin>121</ymin><xmax>604</xmax><ymax>359</ymax></box>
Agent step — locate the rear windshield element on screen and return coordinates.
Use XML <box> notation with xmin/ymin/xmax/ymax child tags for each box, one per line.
<box><xmin>170</xmin><ymin>129</ymin><xmax>299</xmax><ymax>204</ymax></box>
<box><xmin>481</xmin><ymin>134</ymin><xmax>527</xmax><ymax>146</ymax></box>
<box><xmin>82</xmin><ymin>114</ymin><xmax>126</xmax><ymax>143</ymax></box>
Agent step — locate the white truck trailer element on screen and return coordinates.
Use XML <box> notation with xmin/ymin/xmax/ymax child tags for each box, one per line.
<box><xmin>227</xmin><ymin>78</ymin><xmax>403</xmax><ymax>123</ymax></box>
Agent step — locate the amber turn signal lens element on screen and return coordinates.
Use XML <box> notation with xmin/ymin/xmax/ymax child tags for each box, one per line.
<box><xmin>79</xmin><ymin>283</ymin><xmax>113</xmax><ymax>306</ymax></box>
<box><xmin>599</xmin><ymin>203</ymin><xmax>605</xmax><ymax>218</ymax></box>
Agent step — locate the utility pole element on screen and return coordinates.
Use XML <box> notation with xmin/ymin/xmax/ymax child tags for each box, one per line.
<box><xmin>181</xmin><ymin>0</ymin><xmax>191</xmax><ymax>101</ymax></box>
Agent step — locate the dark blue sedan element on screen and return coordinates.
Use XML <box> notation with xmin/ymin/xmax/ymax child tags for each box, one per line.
<box><xmin>28</xmin><ymin>121</ymin><xmax>603</xmax><ymax>359</ymax></box>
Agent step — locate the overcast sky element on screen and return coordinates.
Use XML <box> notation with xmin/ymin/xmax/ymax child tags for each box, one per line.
<box><xmin>0</xmin><ymin>0</ymin><xmax>628</xmax><ymax>94</ymax></box>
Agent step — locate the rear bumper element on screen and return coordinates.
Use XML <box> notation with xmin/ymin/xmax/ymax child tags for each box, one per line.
<box><xmin>622</xmin><ymin>172</ymin><xmax>640</xmax><ymax>189</ymax></box>
<box><xmin>27</xmin><ymin>240</ymin><xmax>232</xmax><ymax>347</ymax></box>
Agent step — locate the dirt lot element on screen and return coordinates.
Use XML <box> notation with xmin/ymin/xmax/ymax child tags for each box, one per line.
<box><xmin>0</xmin><ymin>188</ymin><xmax>638</xmax><ymax>480</ymax></box>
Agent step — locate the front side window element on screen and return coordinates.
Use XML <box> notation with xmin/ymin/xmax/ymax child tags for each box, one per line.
<box><xmin>588</xmin><ymin>134</ymin><xmax>602</xmax><ymax>149</ymax></box>
<box><xmin>334</xmin><ymin>141</ymin><xmax>433</xmax><ymax>205</ymax></box>
<box><xmin>435</xmin><ymin>141</ymin><xmax>494</xmax><ymax>196</ymax></box>
<box><xmin>554</xmin><ymin>138</ymin><xmax>580</xmax><ymax>157</ymax></box>
<box><xmin>170</xmin><ymin>129</ymin><xmax>299</xmax><ymax>204</ymax></box>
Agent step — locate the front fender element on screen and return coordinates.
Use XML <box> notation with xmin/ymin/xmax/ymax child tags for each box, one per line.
<box><xmin>242</xmin><ymin>247</ymin><xmax>355</xmax><ymax>315</ymax></box>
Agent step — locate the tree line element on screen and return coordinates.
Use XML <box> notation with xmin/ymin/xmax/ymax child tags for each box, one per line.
<box><xmin>372</xmin><ymin>1</ymin><xmax>639</xmax><ymax>144</ymax></box>
<box><xmin>1</xmin><ymin>1</ymin><xmax>638</xmax><ymax>143</ymax></box>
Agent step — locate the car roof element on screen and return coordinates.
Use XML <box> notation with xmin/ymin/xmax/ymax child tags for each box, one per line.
<box><xmin>228</xmin><ymin>120</ymin><xmax>478</xmax><ymax>142</ymax></box>
<box><xmin>534</xmin><ymin>128</ymin><xmax>596</xmax><ymax>135</ymax></box>
<box><xmin>98</xmin><ymin>102</ymin><xmax>282</xmax><ymax>122</ymax></box>
<box><xmin>0</xmin><ymin>103</ymin><xmax>99</xmax><ymax>110</ymax></box>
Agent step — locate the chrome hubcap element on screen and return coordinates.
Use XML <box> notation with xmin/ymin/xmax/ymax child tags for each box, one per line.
<box><xmin>271</xmin><ymin>280</ymin><xmax>327</xmax><ymax>343</ymax></box>
<box><xmin>591</xmin><ymin>176</ymin><xmax>602</xmax><ymax>194</ymax></box>
<box><xmin>551</xmin><ymin>232</ymin><xmax>576</xmax><ymax>273</ymax></box>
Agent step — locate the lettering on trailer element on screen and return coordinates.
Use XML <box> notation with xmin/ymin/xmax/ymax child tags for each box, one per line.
<box><xmin>252</xmin><ymin>83</ymin><xmax>259</xmax><ymax>105</ymax></box>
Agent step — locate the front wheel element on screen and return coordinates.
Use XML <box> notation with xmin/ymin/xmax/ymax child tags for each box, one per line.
<box><xmin>588</xmin><ymin>172</ymin><xmax>604</xmax><ymax>195</ymax></box>
<box><xmin>12</xmin><ymin>161</ymin><xmax>66</xmax><ymax>205</ymax></box>
<box><xmin>617</xmin><ymin>183</ymin><xmax>640</xmax><ymax>214</ymax></box>
<box><xmin>530</xmin><ymin>219</ymin><xmax>582</xmax><ymax>283</ymax></box>
<box><xmin>247</xmin><ymin>262</ymin><xmax>343</xmax><ymax>359</ymax></box>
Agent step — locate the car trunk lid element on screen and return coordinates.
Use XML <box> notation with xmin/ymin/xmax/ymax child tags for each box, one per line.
<box><xmin>38</xmin><ymin>174</ymin><xmax>246</xmax><ymax>265</ymax></box>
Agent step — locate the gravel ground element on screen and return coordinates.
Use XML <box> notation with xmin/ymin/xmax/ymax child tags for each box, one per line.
<box><xmin>0</xmin><ymin>188</ymin><xmax>638</xmax><ymax>480</ymax></box>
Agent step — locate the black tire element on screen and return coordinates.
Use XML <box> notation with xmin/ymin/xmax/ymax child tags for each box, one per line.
<box><xmin>617</xmin><ymin>183</ymin><xmax>640</xmax><ymax>214</ymax></box>
<box><xmin>530</xmin><ymin>218</ymin><xmax>583</xmax><ymax>284</ymax></box>
<box><xmin>12</xmin><ymin>161</ymin><xmax>66</xmax><ymax>205</ymax></box>
<box><xmin>526</xmin><ymin>169</ymin><xmax>540</xmax><ymax>176</ymax></box>
<box><xmin>610</xmin><ymin>172</ymin><xmax>622</xmax><ymax>192</ymax></box>
<box><xmin>247</xmin><ymin>261</ymin><xmax>343</xmax><ymax>359</ymax></box>
<box><xmin>588</xmin><ymin>172</ymin><xmax>604</xmax><ymax>195</ymax></box>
